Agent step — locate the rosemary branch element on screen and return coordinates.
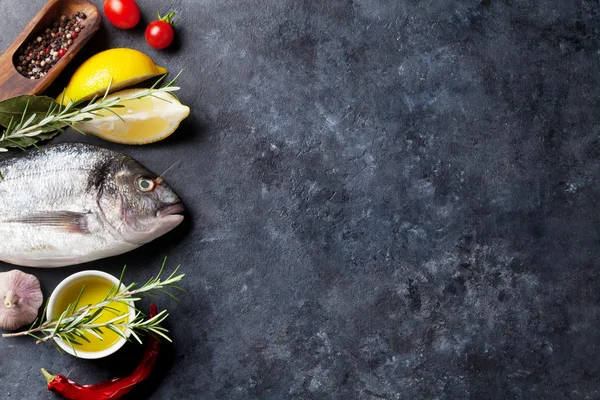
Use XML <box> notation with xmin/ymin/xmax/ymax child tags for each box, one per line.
<box><xmin>2</xmin><ymin>259</ymin><xmax>185</xmax><ymax>351</ymax></box>
<box><xmin>0</xmin><ymin>71</ymin><xmax>182</xmax><ymax>152</ymax></box>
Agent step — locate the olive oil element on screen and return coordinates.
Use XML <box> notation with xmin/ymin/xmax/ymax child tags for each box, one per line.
<box><xmin>52</xmin><ymin>276</ymin><xmax>130</xmax><ymax>352</ymax></box>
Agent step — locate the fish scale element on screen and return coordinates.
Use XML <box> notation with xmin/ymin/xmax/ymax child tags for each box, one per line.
<box><xmin>0</xmin><ymin>143</ymin><xmax>184</xmax><ymax>267</ymax></box>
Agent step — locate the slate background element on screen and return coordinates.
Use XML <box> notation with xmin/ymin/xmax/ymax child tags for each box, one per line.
<box><xmin>0</xmin><ymin>0</ymin><xmax>599</xmax><ymax>398</ymax></box>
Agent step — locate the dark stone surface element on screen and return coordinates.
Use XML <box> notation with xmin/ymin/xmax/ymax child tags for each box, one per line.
<box><xmin>0</xmin><ymin>0</ymin><xmax>599</xmax><ymax>398</ymax></box>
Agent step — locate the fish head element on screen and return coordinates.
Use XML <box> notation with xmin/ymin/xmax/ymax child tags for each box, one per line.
<box><xmin>97</xmin><ymin>155</ymin><xmax>184</xmax><ymax>245</ymax></box>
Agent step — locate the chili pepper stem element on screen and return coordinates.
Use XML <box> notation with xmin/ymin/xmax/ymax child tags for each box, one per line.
<box><xmin>41</xmin><ymin>368</ymin><xmax>56</xmax><ymax>385</ymax></box>
<box><xmin>40</xmin><ymin>306</ymin><xmax>161</xmax><ymax>400</ymax></box>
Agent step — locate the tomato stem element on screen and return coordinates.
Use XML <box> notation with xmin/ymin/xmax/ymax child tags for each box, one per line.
<box><xmin>157</xmin><ymin>11</ymin><xmax>177</xmax><ymax>26</ymax></box>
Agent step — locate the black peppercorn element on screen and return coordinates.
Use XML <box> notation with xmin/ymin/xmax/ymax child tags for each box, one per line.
<box><xmin>15</xmin><ymin>12</ymin><xmax>86</xmax><ymax>78</ymax></box>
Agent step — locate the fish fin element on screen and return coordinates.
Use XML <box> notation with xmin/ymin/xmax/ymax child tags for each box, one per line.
<box><xmin>5</xmin><ymin>211</ymin><xmax>90</xmax><ymax>234</ymax></box>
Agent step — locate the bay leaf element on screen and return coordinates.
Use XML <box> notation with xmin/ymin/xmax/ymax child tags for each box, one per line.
<box><xmin>0</xmin><ymin>130</ymin><xmax>60</xmax><ymax>150</ymax></box>
<box><xmin>0</xmin><ymin>95</ymin><xmax>59</xmax><ymax>128</ymax></box>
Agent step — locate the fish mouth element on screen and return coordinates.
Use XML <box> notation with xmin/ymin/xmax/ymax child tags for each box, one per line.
<box><xmin>157</xmin><ymin>203</ymin><xmax>185</xmax><ymax>218</ymax></box>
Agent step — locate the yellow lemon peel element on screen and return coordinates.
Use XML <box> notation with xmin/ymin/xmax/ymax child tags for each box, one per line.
<box><xmin>57</xmin><ymin>48</ymin><xmax>167</xmax><ymax>105</ymax></box>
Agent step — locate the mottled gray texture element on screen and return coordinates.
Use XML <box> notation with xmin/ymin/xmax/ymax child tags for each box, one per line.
<box><xmin>0</xmin><ymin>0</ymin><xmax>599</xmax><ymax>399</ymax></box>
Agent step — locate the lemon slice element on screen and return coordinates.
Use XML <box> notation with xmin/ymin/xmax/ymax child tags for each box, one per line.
<box><xmin>57</xmin><ymin>48</ymin><xmax>167</xmax><ymax>105</ymax></box>
<box><xmin>74</xmin><ymin>89</ymin><xmax>190</xmax><ymax>144</ymax></box>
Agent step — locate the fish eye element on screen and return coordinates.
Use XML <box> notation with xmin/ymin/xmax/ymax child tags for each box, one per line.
<box><xmin>137</xmin><ymin>177</ymin><xmax>155</xmax><ymax>192</ymax></box>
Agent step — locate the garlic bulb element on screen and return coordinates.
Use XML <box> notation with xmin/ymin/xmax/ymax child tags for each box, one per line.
<box><xmin>0</xmin><ymin>270</ymin><xmax>43</xmax><ymax>331</ymax></box>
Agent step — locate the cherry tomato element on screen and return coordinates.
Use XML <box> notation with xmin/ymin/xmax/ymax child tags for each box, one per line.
<box><xmin>104</xmin><ymin>0</ymin><xmax>140</xmax><ymax>29</ymax></box>
<box><xmin>145</xmin><ymin>11</ymin><xmax>176</xmax><ymax>50</ymax></box>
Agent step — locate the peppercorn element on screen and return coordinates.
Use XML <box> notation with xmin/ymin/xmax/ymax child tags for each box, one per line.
<box><xmin>14</xmin><ymin>12</ymin><xmax>86</xmax><ymax>78</ymax></box>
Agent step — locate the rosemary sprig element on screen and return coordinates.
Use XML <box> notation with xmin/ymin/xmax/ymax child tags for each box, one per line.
<box><xmin>0</xmin><ymin>71</ymin><xmax>182</xmax><ymax>152</ymax></box>
<box><xmin>2</xmin><ymin>259</ymin><xmax>185</xmax><ymax>349</ymax></box>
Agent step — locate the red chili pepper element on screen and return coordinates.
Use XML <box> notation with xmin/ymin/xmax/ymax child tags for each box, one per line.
<box><xmin>41</xmin><ymin>304</ymin><xmax>161</xmax><ymax>400</ymax></box>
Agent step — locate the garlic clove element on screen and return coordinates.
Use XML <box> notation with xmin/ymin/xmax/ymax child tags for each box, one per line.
<box><xmin>0</xmin><ymin>270</ymin><xmax>43</xmax><ymax>331</ymax></box>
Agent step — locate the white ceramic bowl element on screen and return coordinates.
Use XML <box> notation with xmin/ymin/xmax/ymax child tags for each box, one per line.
<box><xmin>47</xmin><ymin>270</ymin><xmax>135</xmax><ymax>359</ymax></box>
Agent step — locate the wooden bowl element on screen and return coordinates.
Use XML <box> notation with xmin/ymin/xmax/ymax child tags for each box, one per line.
<box><xmin>0</xmin><ymin>0</ymin><xmax>101</xmax><ymax>102</ymax></box>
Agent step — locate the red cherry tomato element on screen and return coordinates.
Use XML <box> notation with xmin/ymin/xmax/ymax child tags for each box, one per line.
<box><xmin>145</xmin><ymin>11</ymin><xmax>176</xmax><ymax>49</ymax></box>
<box><xmin>104</xmin><ymin>0</ymin><xmax>140</xmax><ymax>29</ymax></box>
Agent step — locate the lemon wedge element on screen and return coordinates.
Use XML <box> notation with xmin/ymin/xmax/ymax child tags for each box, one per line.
<box><xmin>74</xmin><ymin>89</ymin><xmax>190</xmax><ymax>144</ymax></box>
<box><xmin>57</xmin><ymin>48</ymin><xmax>167</xmax><ymax>105</ymax></box>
